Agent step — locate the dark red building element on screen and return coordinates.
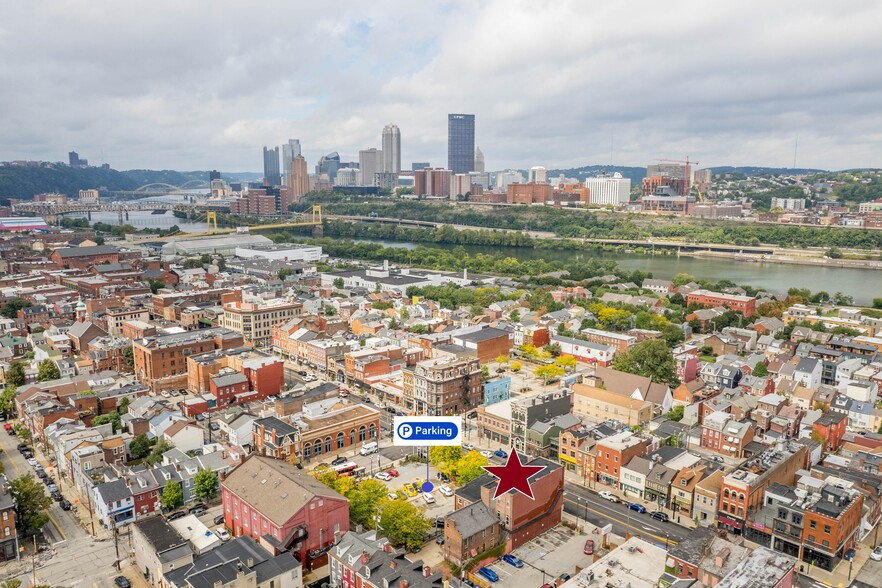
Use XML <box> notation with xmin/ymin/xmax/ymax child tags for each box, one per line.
<box><xmin>222</xmin><ymin>456</ymin><xmax>349</xmax><ymax>570</ymax></box>
<box><xmin>812</xmin><ymin>411</ymin><xmax>847</xmax><ymax>452</ymax></box>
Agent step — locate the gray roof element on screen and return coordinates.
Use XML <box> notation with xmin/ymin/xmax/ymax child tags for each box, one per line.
<box><xmin>53</xmin><ymin>245</ymin><xmax>119</xmax><ymax>258</ymax></box>
<box><xmin>165</xmin><ymin>535</ymin><xmax>299</xmax><ymax>588</ymax></box>
<box><xmin>94</xmin><ymin>478</ymin><xmax>131</xmax><ymax>504</ymax></box>
<box><xmin>446</xmin><ymin>501</ymin><xmax>498</xmax><ymax>539</ymax></box>
<box><xmin>133</xmin><ymin>515</ymin><xmax>188</xmax><ymax>553</ymax></box>
<box><xmin>212</xmin><ymin>372</ymin><xmax>248</xmax><ymax>387</ymax></box>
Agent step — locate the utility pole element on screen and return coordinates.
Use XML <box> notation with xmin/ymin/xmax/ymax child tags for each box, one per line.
<box><xmin>113</xmin><ymin>517</ymin><xmax>121</xmax><ymax>570</ymax></box>
<box><xmin>32</xmin><ymin>534</ymin><xmax>37</xmax><ymax>587</ymax></box>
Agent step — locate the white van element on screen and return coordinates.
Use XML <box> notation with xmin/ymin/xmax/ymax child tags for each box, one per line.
<box><xmin>359</xmin><ymin>442</ymin><xmax>378</xmax><ymax>456</ymax></box>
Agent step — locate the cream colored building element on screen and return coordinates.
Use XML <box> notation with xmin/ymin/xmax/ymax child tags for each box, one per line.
<box><xmin>572</xmin><ymin>382</ymin><xmax>653</xmax><ymax>426</ymax></box>
<box><xmin>220</xmin><ymin>299</ymin><xmax>302</xmax><ymax>347</ymax></box>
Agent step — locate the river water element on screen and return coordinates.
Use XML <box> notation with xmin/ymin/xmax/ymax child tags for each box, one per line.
<box><xmin>350</xmin><ymin>239</ymin><xmax>879</xmax><ymax>305</ymax></box>
<box><xmin>75</xmin><ymin>200</ymin><xmax>877</xmax><ymax>304</ymax></box>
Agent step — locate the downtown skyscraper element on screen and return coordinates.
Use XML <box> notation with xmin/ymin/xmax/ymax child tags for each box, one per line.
<box><xmin>281</xmin><ymin>139</ymin><xmax>301</xmax><ymax>183</ymax></box>
<box><xmin>382</xmin><ymin>123</ymin><xmax>401</xmax><ymax>173</ymax></box>
<box><xmin>448</xmin><ymin>113</ymin><xmax>475</xmax><ymax>174</ymax></box>
<box><xmin>263</xmin><ymin>146</ymin><xmax>281</xmax><ymax>186</ymax></box>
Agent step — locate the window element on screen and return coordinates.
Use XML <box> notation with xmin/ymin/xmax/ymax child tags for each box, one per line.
<box><xmin>823</xmin><ymin>525</ymin><xmax>831</xmax><ymax>534</ymax></box>
<box><xmin>337</xmin><ymin>432</ymin><xmax>345</xmax><ymax>449</ymax></box>
<box><xmin>822</xmin><ymin>540</ymin><xmax>829</xmax><ymax>547</ymax></box>
<box><xmin>810</xmin><ymin>520</ymin><xmax>816</xmax><ymax>529</ymax></box>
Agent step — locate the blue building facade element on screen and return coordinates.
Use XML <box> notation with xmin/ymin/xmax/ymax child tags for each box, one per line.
<box><xmin>483</xmin><ymin>377</ymin><xmax>511</xmax><ymax>405</ymax></box>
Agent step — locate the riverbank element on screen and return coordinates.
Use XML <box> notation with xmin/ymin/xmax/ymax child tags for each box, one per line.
<box><xmin>677</xmin><ymin>249</ymin><xmax>882</xmax><ymax>270</ymax></box>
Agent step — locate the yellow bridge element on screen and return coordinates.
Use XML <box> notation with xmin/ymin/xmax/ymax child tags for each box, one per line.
<box><xmin>176</xmin><ymin>205</ymin><xmax>324</xmax><ymax>238</ymax></box>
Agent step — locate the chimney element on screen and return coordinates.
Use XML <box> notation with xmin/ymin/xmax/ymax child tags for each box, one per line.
<box><xmin>399</xmin><ymin>582</ymin><xmax>409</xmax><ymax>588</ymax></box>
<box><xmin>389</xmin><ymin>560</ymin><xmax>397</xmax><ymax>569</ymax></box>
<box><xmin>361</xmin><ymin>551</ymin><xmax>370</xmax><ymax>566</ymax></box>
<box><xmin>423</xmin><ymin>565</ymin><xmax>431</xmax><ymax>577</ymax></box>
<box><xmin>383</xmin><ymin>542</ymin><xmax>393</xmax><ymax>553</ymax></box>
<box><xmin>246</xmin><ymin>557</ymin><xmax>253</xmax><ymax>568</ymax></box>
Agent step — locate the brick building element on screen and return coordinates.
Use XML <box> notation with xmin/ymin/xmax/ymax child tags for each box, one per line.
<box><xmin>220</xmin><ymin>299</ymin><xmax>303</xmax><ymax>347</ymax></box>
<box><xmin>686</xmin><ymin>289</ymin><xmax>756</xmax><ymax>317</ymax></box>
<box><xmin>579</xmin><ymin>328</ymin><xmax>636</xmax><ymax>354</ymax></box>
<box><xmin>49</xmin><ymin>245</ymin><xmax>120</xmax><ymax>269</ymax></box>
<box><xmin>506</xmin><ymin>182</ymin><xmax>553</xmax><ymax>205</ymax></box>
<box><xmin>595</xmin><ymin>431</ymin><xmax>649</xmax><ymax>488</ymax></box>
<box><xmin>811</xmin><ymin>411</ymin><xmax>847</xmax><ymax>452</ymax></box>
<box><xmin>221</xmin><ymin>456</ymin><xmax>349</xmax><ymax>570</ymax></box>
<box><xmin>402</xmin><ymin>356</ymin><xmax>482</xmax><ymax>416</ymax></box>
<box><xmin>133</xmin><ymin>327</ymin><xmax>244</xmax><ymax>393</ymax></box>
<box><xmin>449</xmin><ymin>326</ymin><xmax>512</xmax><ymax>363</ymax></box>
<box><xmin>0</xmin><ymin>483</ymin><xmax>16</xmax><ymax>561</ymax></box>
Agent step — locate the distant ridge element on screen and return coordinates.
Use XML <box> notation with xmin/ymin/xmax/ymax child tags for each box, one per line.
<box><xmin>707</xmin><ymin>166</ymin><xmax>827</xmax><ymax>176</ymax></box>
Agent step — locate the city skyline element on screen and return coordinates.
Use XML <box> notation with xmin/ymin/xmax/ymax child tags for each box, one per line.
<box><xmin>1</xmin><ymin>1</ymin><xmax>882</xmax><ymax>171</ymax></box>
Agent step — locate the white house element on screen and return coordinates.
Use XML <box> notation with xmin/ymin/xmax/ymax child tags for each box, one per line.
<box><xmin>221</xmin><ymin>413</ymin><xmax>256</xmax><ymax>448</ymax></box>
<box><xmin>794</xmin><ymin>357</ymin><xmax>822</xmax><ymax>390</ymax></box>
<box><xmin>162</xmin><ymin>421</ymin><xmax>204</xmax><ymax>454</ymax></box>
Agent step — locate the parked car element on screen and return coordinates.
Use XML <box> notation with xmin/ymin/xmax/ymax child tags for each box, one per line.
<box><xmin>215</xmin><ymin>527</ymin><xmax>231</xmax><ymax>541</ymax></box>
<box><xmin>462</xmin><ymin>443</ymin><xmax>475</xmax><ymax>451</ymax></box>
<box><xmin>386</xmin><ymin>406</ymin><xmax>396</xmax><ymax>413</ymax></box>
<box><xmin>871</xmin><ymin>545</ymin><xmax>882</xmax><ymax>561</ymax></box>
<box><xmin>338</xmin><ymin>390</ymin><xmax>349</xmax><ymax>398</ymax></box>
<box><xmin>17</xmin><ymin>443</ymin><xmax>28</xmax><ymax>452</ymax></box>
<box><xmin>47</xmin><ymin>483</ymin><xmax>58</xmax><ymax>493</ymax></box>
<box><xmin>166</xmin><ymin>511</ymin><xmax>186</xmax><ymax>521</ymax></box>
<box><xmin>477</xmin><ymin>567</ymin><xmax>499</xmax><ymax>583</ymax></box>
<box><xmin>387</xmin><ymin>492</ymin><xmax>399</xmax><ymax>501</ymax></box>
<box><xmin>402</xmin><ymin>484</ymin><xmax>418</xmax><ymax>497</ymax></box>
<box><xmin>214</xmin><ymin>514</ymin><xmax>226</xmax><ymax>525</ymax></box>
<box><xmin>422</xmin><ymin>492</ymin><xmax>435</xmax><ymax>504</ymax></box>
<box><xmin>584</xmin><ymin>539</ymin><xmax>595</xmax><ymax>555</ymax></box>
<box><xmin>51</xmin><ymin>491</ymin><xmax>62</xmax><ymax>502</ymax></box>
<box><xmin>114</xmin><ymin>577</ymin><xmax>131</xmax><ymax>588</ymax></box>
<box><xmin>3</xmin><ymin>423</ymin><xmax>12</xmax><ymax>431</ymax></box>
<box><xmin>303</xmin><ymin>374</ymin><xmax>317</xmax><ymax>382</ymax></box>
<box><xmin>331</xmin><ymin>456</ymin><xmax>348</xmax><ymax>466</ymax></box>
<box><xmin>195</xmin><ymin>413</ymin><xmax>206</xmax><ymax>421</ymax></box>
<box><xmin>375</xmin><ymin>471</ymin><xmax>392</xmax><ymax>481</ymax></box>
<box><xmin>628</xmin><ymin>503</ymin><xmax>647</xmax><ymax>514</ymax></box>
<box><xmin>435</xmin><ymin>535</ymin><xmax>445</xmax><ymax>545</ymax></box>
<box><xmin>467</xmin><ymin>412</ymin><xmax>478</xmax><ymax>419</ymax></box>
<box><xmin>161</xmin><ymin>391</ymin><xmax>171</xmax><ymax>398</ymax></box>
<box><xmin>385</xmin><ymin>469</ymin><xmax>399</xmax><ymax>477</ymax></box>
<box><xmin>188</xmin><ymin>504</ymin><xmax>208</xmax><ymax>515</ymax></box>
<box><xmin>502</xmin><ymin>554</ymin><xmax>524</xmax><ymax>568</ymax></box>
<box><xmin>649</xmin><ymin>511</ymin><xmax>669</xmax><ymax>522</ymax></box>
<box><xmin>375</xmin><ymin>402</ymin><xmax>386</xmax><ymax>409</ymax></box>
<box><xmin>559</xmin><ymin>573</ymin><xmax>571</xmax><ymax>582</ymax></box>
<box><xmin>494</xmin><ymin>449</ymin><xmax>508</xmax><ymax>458</ymax></box>
<box><xmin>27</xmin><ymin>458</ymin><xmax>38</xmax><ymax>467</ymax></box>
<box><xmin>395</xmin><ymin>410</ymin><xmax>405</xmax><ymax>416</ymax></box>
<box><xmin>59</xmin><ymin>499</ymin><xmax>71</xmax><ymax>511</ymax></box>
<box><xmin>209</xmin><ymin>422</ymin><xmax>220</xmax><ymax>431</ymax></box>
<box><xmin>480</xmin><ymin>450</ymin><xmax>493</xmax><ymax>458</ymax></box>
<box><xmin>598</xmin><ymin>490</ymin><xmax>619</xmax><ymax>503</ymax></box>
<box><xmin>35</xmin><ymin>468</ymin><xmax>46</xmax><ymax>479</ymax></box>
<box><xmin>6</xmin><ymin>428</ymin><xmax>14</xmax><ymax>436</ymax></box>
<box><xmin>439</xmin><ymin>485</ymin><xmax>453</xmax><ymax>497</ymax></box>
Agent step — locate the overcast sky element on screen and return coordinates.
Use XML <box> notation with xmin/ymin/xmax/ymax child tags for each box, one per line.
<box><xmin>2</xmin><ymin>1</ymin><xmax>881</xmax><ymax>172</ymax></box>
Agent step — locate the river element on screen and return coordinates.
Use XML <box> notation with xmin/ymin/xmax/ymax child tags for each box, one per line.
<box><xmin>350</xmin><ymin>239</ymin><xmax>878</xmax><ymax>305</ymax></box>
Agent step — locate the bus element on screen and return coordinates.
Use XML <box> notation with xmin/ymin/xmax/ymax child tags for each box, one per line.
<box><xmin>332</xmin><ymin>461</ymin><xmax>359</xmax><ymax>476</ymax></box>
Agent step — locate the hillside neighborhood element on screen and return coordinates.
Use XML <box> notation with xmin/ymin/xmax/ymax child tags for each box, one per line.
<box><xmin>0</xmin><ymin>231</ymin><xmax>881</xmax><ymax>588</ymax></box>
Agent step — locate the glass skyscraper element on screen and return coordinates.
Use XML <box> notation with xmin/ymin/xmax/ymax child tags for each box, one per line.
<box><xmin>447</xmin><ymin>113</ymin><xmax>475</xmax><ymax>174</ymax></box>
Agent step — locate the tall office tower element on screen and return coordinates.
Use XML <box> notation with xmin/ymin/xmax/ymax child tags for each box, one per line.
<box><xmin>316</xmin><ymin>152</ymin><xmax>341</xmax><ymax>182</ymax></box>
<box><xmin>281</xmin><ymin>139</ymin><xmax>301</xmax><ymax>182</ymax></box>
<box><xmin>359</xmin><ymin>148</ymin><xmax>384</xmax><ymax>186</ymax></box>
<box><xmin>382</xmin><ymin>124</ymin><xmax>401</xmax><ymax>173</ymax></box>
<box><xmin>474</xmin><ymin>146</ymin><xmax>485</xmax><ymax>173</ymax></box>
<box><xmin>412</xmin><ymin>162</ymin><xmax>430</xmax><ymax>171</ymax></box>
<box><xmin>448</xmin><ymin>113</ymin><xmax>475</xmax><ymax>174</ymax></box>
<box><xmin>263</xmin><ymin>146</ymin><xmax>281</xmax><ymax>186</ymax></box>
<box><xmin>288</xmin><ymin>154</ymin><xmax>309</xmax><ymax>203</ymax></box>
<box><xmin>209</xmin><ymin>170</ymin><xmax>221</xmax><ymax>182</ymax></box>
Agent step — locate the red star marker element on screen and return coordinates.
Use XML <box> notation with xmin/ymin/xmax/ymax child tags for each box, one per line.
<box><xmin>483</xmin><ymin>450</ymin><xmax>546</xmax><ymax>500</ymax></box>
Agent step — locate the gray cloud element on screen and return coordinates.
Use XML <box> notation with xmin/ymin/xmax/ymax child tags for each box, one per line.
<box><xmin>1</xmin><ymin>0</ymin><xmax>881</xmax><ymax>171</ymax></box>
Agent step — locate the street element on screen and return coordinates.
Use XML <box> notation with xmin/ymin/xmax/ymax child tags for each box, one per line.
<box><xmin>563</xmin><ymin>482</ymin><xmax>690</xmax><ymax>548</ymax></box>
<box><xmin>0</xmin><ymin>424</ymin><xmax>126</xmax><ymax>588</ymax></box>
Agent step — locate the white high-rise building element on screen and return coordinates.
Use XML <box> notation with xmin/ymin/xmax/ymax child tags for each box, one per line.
<box><xmin>334</xmin><ymin>167</ymin><xmax>359</xmax><ymax>187</ymax></box>
<box><xmin>382</xmin><ymin>124</ymin><xmax>401</xmax><ymax>173</ymax></box>
<box><xmin>584</xmin><ymin>173</ymin><xmax>632</xmax><ymax>206</ymax></box>
<box><xmin>528</xmin><ymin>166</ymin><xmax>547</xmax><ymax>184</ymax></box>
<box><xmin>358</xmin><ymin>148</ymin><xmax>383</xmax><ymax>186</ymax></box>
<box><xmin>281</xmin><ymin>139</ymin><xmax>301</xmax><ymax>183</ymax></box>
<box><xmin>474</xmin><ymin>147</ymin><xmax>485</xmax><ymax>173</ymax></box>
<box><xmin>496</xmin><ymin>170</ymin><xmax>524</xmax><ymax>191</ymax></box>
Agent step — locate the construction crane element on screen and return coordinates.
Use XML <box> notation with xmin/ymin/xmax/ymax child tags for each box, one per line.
<box><xmin>654</xmin><ymin>156</ymin><xmax>700</xmax><ymax>200</ymax></box>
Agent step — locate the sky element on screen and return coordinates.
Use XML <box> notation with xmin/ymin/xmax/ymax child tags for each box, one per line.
<box><xmin>1</xmin><ymin>1</ymin><xmax>882</xmax><ymax>172</ymax></box>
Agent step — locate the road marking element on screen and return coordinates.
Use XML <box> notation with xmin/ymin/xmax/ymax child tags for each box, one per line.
<box><xmin>0</xmin><ymin>438</ymin><xmax>22</xmax><ymax>476</ymax></box>
<box><xmin>563</xmin><ymin>496</ymin><xmax>678</xmax><ymax>546</ymax></box>
<box><xmin>47</xmin><ymin>510</ymin><xmax>68</xmax><ymax>541</ymax></box>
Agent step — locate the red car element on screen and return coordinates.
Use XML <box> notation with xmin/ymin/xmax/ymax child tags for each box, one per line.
<box><xmin>584</xmin><ymin>539</ymin><xmax>594</xmax><ymax>555</ymax></box>
<box><xmin>386</xmin><ymin>469</ymin><xmax>399</xmax><ymax>477</ymax></box>
<box><xmin>3</xmin><ymin>423</ymin><xmax>12</xmax><ymax>431</ymax></box>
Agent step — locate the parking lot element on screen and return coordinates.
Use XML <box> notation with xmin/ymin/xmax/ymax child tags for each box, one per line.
<box><xmin>476</xmin><ymin>526</ymin><xmax>596</xmax><ymax>587</ymax></box>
